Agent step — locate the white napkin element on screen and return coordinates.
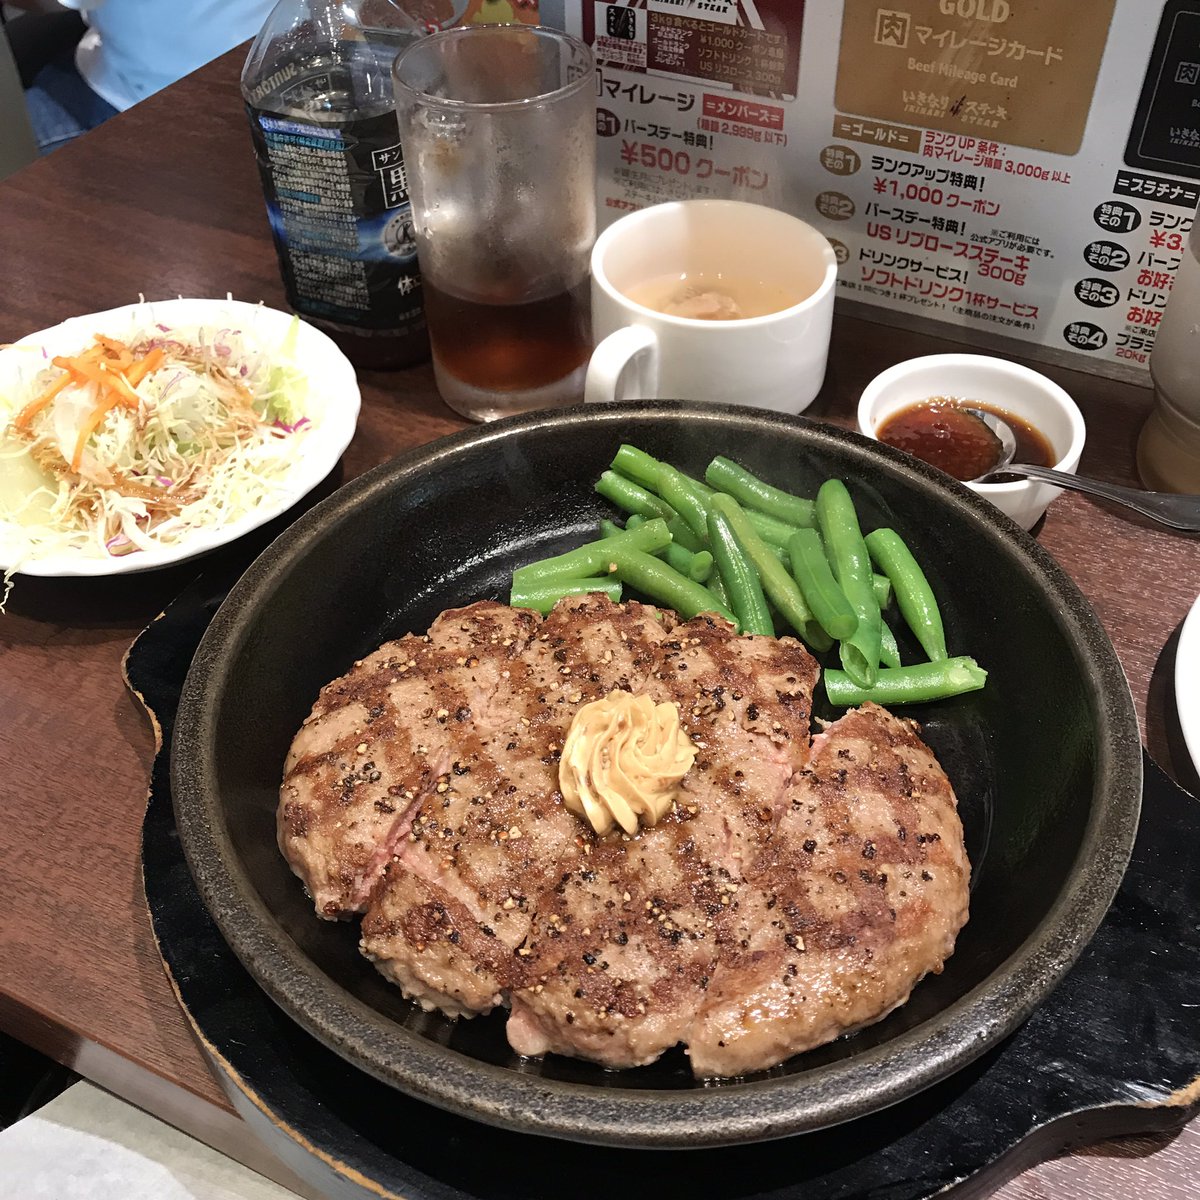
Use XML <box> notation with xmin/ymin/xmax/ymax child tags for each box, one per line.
<box><xmin>0</xmin><ymin>1081</ymin><xmax>308</xmax><ymax>1200</ymax></box>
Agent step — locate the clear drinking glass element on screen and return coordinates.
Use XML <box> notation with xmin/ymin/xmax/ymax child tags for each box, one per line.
<box><xmin>392</xmin><ymin>25</ymin><xmax>596</xmax><ymax>421</ymax></box>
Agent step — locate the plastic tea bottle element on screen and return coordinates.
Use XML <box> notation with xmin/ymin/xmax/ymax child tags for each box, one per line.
<box><xmin>1140</xmin><ymin>211</ymin><xmax>1200</xmax><ymax>492</ymax></box>
<box><xmin>242</xmin><ymin>0</ymin><xmax>430</xmax><ymax>368</ymax></box>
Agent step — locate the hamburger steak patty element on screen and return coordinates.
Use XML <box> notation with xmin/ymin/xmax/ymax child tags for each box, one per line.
<box><xmin>279</xmin><ymin>596</ymin><xmax>970</xmax><ymax>1077</ymax></box>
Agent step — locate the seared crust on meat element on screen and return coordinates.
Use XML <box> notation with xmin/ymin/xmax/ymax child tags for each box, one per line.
<box><xmin>279</xmin><ymin>603</ymin><xmax>542</xmax><ymax>917</ymax></box>
<box><xmin>686</xmin><ymin>702</ymin><xmax>970</xmax><ymax>1075</ymax></box>
<box><xmin>279</xmin><ymin>597</ymin><xmax>969</xmax><ymax>1077</ymax></box>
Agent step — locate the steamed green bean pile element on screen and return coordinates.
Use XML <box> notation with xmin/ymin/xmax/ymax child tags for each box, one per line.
<box><xmin>509</xmin><ymin>445</ymin><xmax>987</xmax><ymax>707</ymax></box>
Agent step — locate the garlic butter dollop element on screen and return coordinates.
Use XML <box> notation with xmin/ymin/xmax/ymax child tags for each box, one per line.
<box><xmin>559</xmin><ymin>690</ymin><xmax>696</xmax><ymax>837</ymax></box>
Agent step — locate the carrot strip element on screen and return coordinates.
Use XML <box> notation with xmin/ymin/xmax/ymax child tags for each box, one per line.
<box><xmin>100</xmin><ymin>364</ymin><xmax>142</xmax><ymax>407</ymax></box>
<box><xmin>71</xmin><ymin>394</ymin><xmax>120</xmax><ymax>471</ymax></box>
<box><xmin>94</xmin><ymin>334</ymin><xmax>132</xmax><ymax>357</ymax></box>
<box><xmin>22</xmin><ymin>333</ymin><xmax>164</xmax><ymax>466</ymax></box>
<box><xmin>53</xmin><ymin>345</ymin><xmax>104</xmax><ymax>369</ymax></box>
<box><xmin>124</xmin><ymin>346</ymin><xmax>164</xmax><ymax>388</ymax></box>
<box><xmin>64</xmin><ymin>357</ymin><xmax>139</xmax><ymax>409</ymax></box>
<box><xmin>14</xmin><ymin>371</ymin><xmax>72</xmax><ymax>429</ymax></box>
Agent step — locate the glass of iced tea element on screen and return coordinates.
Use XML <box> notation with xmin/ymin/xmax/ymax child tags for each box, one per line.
<box><xmin>393</xmin><ymin>25</ymin><xmax>595</xmax><ymax>421</ymax></box>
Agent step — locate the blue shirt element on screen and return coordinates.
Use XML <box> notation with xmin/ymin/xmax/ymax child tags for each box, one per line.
<box><xmin>68</xmin><ymin>0</ymin><xmax>276</xmax><ymax>111</ymax></box>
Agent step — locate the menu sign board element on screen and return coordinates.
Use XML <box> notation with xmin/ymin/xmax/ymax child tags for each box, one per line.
<box><xmin>1127</xmin><ymin>0</ymin><xmax>1200</xmax><ymax>179</ymax></box>
<box><xmin>542</xmin><ymin>0</ymin><xmax>1200</xmax><ymax>381</ymax></box>
<box><xmin>835</xmin><ymin>0</ymin><xmax>1116</xmax><ymax>157</ymax></box>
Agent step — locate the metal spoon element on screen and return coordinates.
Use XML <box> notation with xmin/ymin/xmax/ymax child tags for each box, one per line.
<box><xmin>964</xmin><ymin>408</ymin><xmax>1200</xmax><ymax>533</ymax></box>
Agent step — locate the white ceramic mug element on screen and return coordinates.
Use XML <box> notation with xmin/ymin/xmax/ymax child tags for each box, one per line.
<box><xmin>586</xmin><ymin>199</ymin><xmax>838</xmax><ymax>413</ymax></box>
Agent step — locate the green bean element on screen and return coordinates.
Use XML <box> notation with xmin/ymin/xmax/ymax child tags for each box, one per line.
<box><xmin>605</xmin><ymin>546</ymin><xmax>737</xmax><ymax>625</ymax></box>
<box><xmin>873</xmin><ymin>572</ymin><xmax>893</xmax><ymax>611</ymax></box>
<box><xmin>823</xmin><ymin>657</ymin><xmax>987</xmax><ymax>706</ymax></box>
<box><xmin>864</xmin><ymin>528</ymin><xmax>948</xmax><ymax>662</ymax></box>
<box><xmin>658</xmin><ymin>465</ymin><xmax>712</xmax><ymax>542</ymax></box>
<box><xmin>510</xmin><ymin>577</ymin><xmax>622</xmax><ymax>614</ymax></box>
<box><xmin>705</xmin><ymin>456</ymin><xmax>817</xmax><ymax>528</ymax></box>
<box><xmin>625</xmin><ymin>513</ymin><xmax>714</xmax><ymax>582</ymax></box>
<box><xmin>675</xmin><ymin>468</ymin><xmax>716</xmax><ymax>499</ymax></box>
<box><xmin>761</xmin><ymin>538</ymin><xmax>789</xmax><ymax>570</ymax></box>
<box><xmin>708</xmin><ymin>568</ymin><xmax>731</xmax><ymax>609</ymax></box>
<box><xmin>743</xmin><ymin>508</ymin><xmax>804</xmax><ymax>550</ymax></box>
<box><xmin>681</xmin><ymin>548</ymin><xmax>715</xmax><ymax>583</ymax></box>
<box><xmin>610</xmin><ymin>446</ymin><xmax>715</xmax><ymax>506</ymax></box>
<box><xmin>595</xmin><ymin>470</ymin><xmax>675</xmax><ymax>522</ymax></box>
<box><xmin>611</xmin><ymin>444</ymin><xmax>665</xmax><ymax>491</ymax></box>
<box><xmin>705</xmin><ymin>507</ymin><xmax>774</xmax><ymax>636</ymax></box>
<box><xmin>786</xmin><ymin>528</ymin><xmax>857</xmax><ymax>641</ymax></box>
<box><xmin>663</xmin><ymin>465</ymin><xmax>805</xmax><ymax>552</ymax></box>
<box><xmin>685</xmin><ymin>473</ymin><xmax>808</xmax><ymax>547</ymax></box>
<box><xmin>663</xmin><ymin>542</ymin><xmax>712</xmax><ymax>580</ymax></box>
<box><xmin>599</xmin><ymin>518</ymin><xmax>624</xmax><ymax>540</ymax></box>
<box><xmin>661</xmin><ymin>536</ymin><xmax>713</xmax><ymax>581</ymax></box>
<box><xmin>667</xmin><ymin>516</ymin><xmax>704</xmax><ymax>553</ymax></box>
<box><xmin>612</xmin><ymin>450</ymin><xmax>796</xmax><ymax>552</ymax></box>
<box><xmin>816</xmin><ymin>479</ymin><xmax>882</xmax><ymax>689</ymax></box>
<box><xmin>800</xmin><ymin>532</ymin><xmax>889</xmax><ymax>610</ymax></box>
<box><xmin>879</xmin><ymin>619</ymin><xmax>901</xmax><ymax>669</ymax></box>
<box><xmin>657</xmin><ymin>541</ymin><xmax>709</xmax><ymax>581</ymax></box>
<box><xmin>611</xmin><ymin>447</ymin><xmax>715</xmax><ymax>520</ymax></box>
<box><xmin>512</xmin><ymin>518</ymin><xmax>671</xmax><ymax>588</ymax></box>
<box><xmin>709</xmin><ymin>493</ymin><xmax>832</xmax><ymax>650</ymax></box>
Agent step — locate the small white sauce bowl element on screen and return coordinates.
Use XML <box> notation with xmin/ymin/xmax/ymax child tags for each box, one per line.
<box><xmin>857</xmin><ymin>353</ymin><xmax>1086</xmax><ymax>531</ymax></box>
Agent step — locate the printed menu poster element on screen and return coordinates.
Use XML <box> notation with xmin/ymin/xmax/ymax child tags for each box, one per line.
<box><xmin>546</xmin><ymin>0</ymin><xmax>1200</xmax><ymax>381</ymax></box>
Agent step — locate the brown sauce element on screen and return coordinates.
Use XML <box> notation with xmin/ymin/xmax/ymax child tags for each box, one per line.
<box><xmin>876</xmin><ymin>397</ymin><xmax>1056</xmax><ymax>482</ymax></box>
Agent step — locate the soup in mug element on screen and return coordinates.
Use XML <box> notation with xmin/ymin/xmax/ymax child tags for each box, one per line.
<box><xmin>623</xmin><ymin>271</ymin><xmax>809</xmax><ymax>321</ymax></box>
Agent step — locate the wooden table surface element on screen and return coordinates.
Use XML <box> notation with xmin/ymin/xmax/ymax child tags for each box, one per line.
<box><xmin>2</xmin><ymin>47</ymin><xmax>1199</xmax><ymax>1200</ymax></box>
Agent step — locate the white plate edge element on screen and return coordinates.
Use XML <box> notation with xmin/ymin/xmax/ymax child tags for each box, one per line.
<box><xmin>1</xmin><ymin>297</ymin><xmax>361</xmax><ymax>578</ymax></box>
<box><xmin>1176</xmin><ymin>591</ymin><xmax>1200</xmax><ymax>772</ymax></box>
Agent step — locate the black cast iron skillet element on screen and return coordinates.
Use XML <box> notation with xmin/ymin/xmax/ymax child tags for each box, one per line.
<box><xmin>171</xmin><ymin>401</ymin><xmax>1141</xmax><ymax>1148</ymax></box>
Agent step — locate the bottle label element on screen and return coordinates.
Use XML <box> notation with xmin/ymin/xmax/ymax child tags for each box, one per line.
<box><xmin>247</xmin><ymin>106</ymin><xmax>425</xmax><ymax>336</ymax></box>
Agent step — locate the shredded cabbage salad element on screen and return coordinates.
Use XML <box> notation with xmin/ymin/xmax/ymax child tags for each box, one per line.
<box><xmin>0</xmin><ymin>315</ymin><xmax>313</xmax><ymax>574</ymax></box>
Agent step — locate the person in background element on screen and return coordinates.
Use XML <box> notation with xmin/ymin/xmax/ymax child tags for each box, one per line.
<box><xmin>7</xmin><ymin>0</ymin><xmax>275</xmax><ymax>154</ymax></box>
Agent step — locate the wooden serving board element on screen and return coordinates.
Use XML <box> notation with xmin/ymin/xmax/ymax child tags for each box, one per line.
<box><xmin>134</xmin><ymin>564</ymin><xmax>1200</xmax><ymax>1200</ymax></box>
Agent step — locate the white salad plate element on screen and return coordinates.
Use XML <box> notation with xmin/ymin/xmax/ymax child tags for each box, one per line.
<box><xmin>1177</xmin><ymin>591</ymin><xmax>1200</xmax><ymax>771</ymax></box>
<box><xmin>0</xmin><ymin>297</ymin><xmax>360</xmax><ymax>578</ymax></box>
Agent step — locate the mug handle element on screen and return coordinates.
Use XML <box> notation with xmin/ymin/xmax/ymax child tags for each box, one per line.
<box><xmin>585</xmin><ymin>325</ymin><xmax>659</xmax><ymax>404</ymax></box>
